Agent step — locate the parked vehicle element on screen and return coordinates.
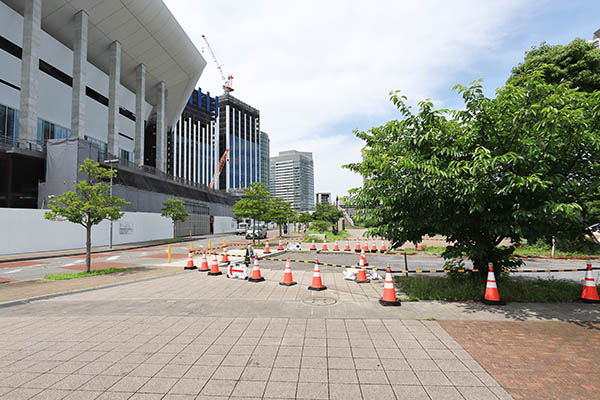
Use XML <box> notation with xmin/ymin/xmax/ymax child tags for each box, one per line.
<box><xmin>245</xmin><ymin>225</ymin><xmax>267</xmax><ymax>239</ymax></box>
<box><xmin>237</xmin><ymin>222</ymin><xmax>248</xmax><ymax>235</ymax></box>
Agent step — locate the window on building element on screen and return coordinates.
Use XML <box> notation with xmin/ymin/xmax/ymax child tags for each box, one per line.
<box><xmin>37</xmin><ymin>118</ymin><xmax>70</xmax><ymax>144</ymax></box>
<box><xmin>119</xmin><ymin>148</ymin><xmax>133</xmax><ymax>163</ymax></box>
<box><xmin>0</xmin><ymin>104</ymin><xmax>18</xmax><ymax>146</ymax></box>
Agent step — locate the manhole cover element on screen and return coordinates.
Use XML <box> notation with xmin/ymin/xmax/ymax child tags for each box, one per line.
<box><xmin>302</xmin><ymin>296</ymin><xmax>337</xmax><ymax>306</ymax></box>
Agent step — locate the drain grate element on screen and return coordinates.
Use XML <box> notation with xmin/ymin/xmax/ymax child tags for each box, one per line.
<box><xmin>302</xmin><ymin>296</ymin><xmax>337</xmax><ymax>306</ymax></box>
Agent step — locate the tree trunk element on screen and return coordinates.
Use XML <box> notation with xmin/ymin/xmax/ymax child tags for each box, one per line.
<box><xmin>279</xmin><ymin>224</ymin><xmax>282</xmax><ymax>237</ymax></box>
<box><xmin>85</xmin><ymin>224</ymin><xmax>92</xmax><ymax>273</ymax></box>
<box><xmin>252</xmin><ymin>218</ymin><xmax>256</xmax><ymax>245</ymax></box>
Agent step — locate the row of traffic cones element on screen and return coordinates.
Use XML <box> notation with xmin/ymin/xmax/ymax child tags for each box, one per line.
<box><xmin>310</xmin><ymin>238</ymin><xmax>389</xmax><ymax>253</ymax></box>
<box><xmin>482</xmin><ymin>263</ymin><xmax>600</xmax><ymax>305</ymax></box>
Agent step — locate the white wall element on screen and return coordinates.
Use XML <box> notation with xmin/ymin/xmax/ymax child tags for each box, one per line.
<box><xmin>213</xmin><ymin>216</ymin><xmax>237</xmax><ymax>234</ymax></box>
<box><xmin>0</xmin><ymin>209</ymin><xmax>173</xmax><ymax>255</ymax></box>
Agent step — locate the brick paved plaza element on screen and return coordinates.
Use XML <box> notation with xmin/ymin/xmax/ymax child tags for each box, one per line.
<box><xmin>0</xmin><ymin>266</ymin><xmax>598</xmax><ymax>399</ymax></box>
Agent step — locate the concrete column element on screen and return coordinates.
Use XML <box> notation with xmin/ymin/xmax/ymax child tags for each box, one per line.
<box><xmin>155</xmin><ymin>81</ymin><xmax>167</xmax><ymax>172</ymax></box>
<box><xmin>18</xmin><ymin>0</ymin><xmax>42</xmax><ymax>144</ymax></box>
<box><xmin>108</xmin><ymin>41</ymin><xmax>121</xmax><ymax>157</ymax></box>
<box><xmin>135</xmin><ymin>64</ymin><xmax>145</xmax><ymax>164</ymax></box>
<box><xmin>71</xmin><ymin>11</ymin><xmax>88</xmax><ymax>139</ymax></box>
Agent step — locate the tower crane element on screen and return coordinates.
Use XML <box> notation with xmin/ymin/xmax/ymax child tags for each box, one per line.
<box><xmin>201</xmin><ymin>34</ymin><xmax>234</xmax><ymax>92</ymax></box>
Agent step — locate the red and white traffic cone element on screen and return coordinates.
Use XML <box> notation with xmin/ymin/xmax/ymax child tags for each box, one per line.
<box><xmin>333</xmin><ymin>240</ymin><xmax>340</xmax><ymax>251</ymax></box>
<box><xmin>199</xmin><ymin>251</ymin><xmax>209</xmax><ymax>272</ymax></box>
<box><xmin>360</xmin><ymin>249</ymin><xmax>369</xmax><ymax>266</ymax></box>
<box><xmin>264</xmin><ymin>240</ymin><xmax>271</xmax><ymax>254</ymax></box>
<box><xmin>310</xmin><ymin>239</ymin><xmax>317</xmax><ymax>251</ymax></box>
<box><xmin>344</xmin><ymin>239</ymin><xmax>351</xmax><ymax>252</ymax></box>
<box><xmin>482</xmin><ymin>264</ymin><xmax>505</xmax><ymax>305</ymax></box>
<box><xmin>322</xmin><ymin>239</ymin><xmax>329</xmax><ymax>251</ymax></box>
<box><xmin>249</xmin><ymin>255</ymin><xmax>265</xmax><ymax>282</ymax></box>
<box><xmin>380</xmin><ymin>266</ymin><xmax>400</xmax><ymax>306</ymax></box>
<box><xmin>370</xmin><ymin>240</ymin><xmax>378</xmax><ymax>253</ymax></box>
<box><xmin>208</xmin><ymin>252</ymin><xmax>222</xmax><ymax>276</ymax></box>
<box><xmin>278</xmin><ymin>238</ymin><xmax>284</xmax><ymax>251</ymax></box>
<box><xmin>280</xmin><ymin>257</ymin><xmax>296</xmax><ymax>286</ymax></box>
<box><xmin>362</xmin><ymin>239</ymin><xmax>369</xmax><ymax>253</ymax></box>
<box><xmin>356</xmin><ymin>255</ymin><xmax>369</xmax><ymax>283</ymax></box>
<box><xmin>355</xmin><ymin>239</ymin><xmax>361</xmax><ymax>253</ymax></box>
<box><xmin>221</xmin><ymin>247</ymin><xmax>230</xmax><ymax>264</ymax></box>
<box><xmin>185</xmin><ymin>251</ymin><xmax>197</xmax><ymax>270</ymax></box>
<box><xmin>580</xmin><ymin>264</ymin><xmax>599</xmax><ymax>303</ymax></box>
<box><xmin>380</xmin><ymin>239</ymin><xmax>387</xmax><ymax>253</ymax></box>
<box><xmin>308</xmin><ymin>258</ymin><xmax>327</xmax><ymax>291</ymax></box>
<box><xmin>417</xmin><ymin>243</ymin><xmax>423</xmax><ymax>251</ymax></box>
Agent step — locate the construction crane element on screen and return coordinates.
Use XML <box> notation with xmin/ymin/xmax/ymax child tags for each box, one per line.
<box><xmin>209</xmin><ymin>149</ymin><xmax>229</xmax><ymax>189</ymax></box>
<box><xmin>201</xmin><ymin>34</ymin><xmax>234</xmax><ymax>92</ymax></box>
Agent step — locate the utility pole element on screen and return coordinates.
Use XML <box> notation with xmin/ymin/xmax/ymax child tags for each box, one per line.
<box><xmin>104</xmin><ymin>158</ymin><xmax>119</xmax><ymax>248</ymax></box>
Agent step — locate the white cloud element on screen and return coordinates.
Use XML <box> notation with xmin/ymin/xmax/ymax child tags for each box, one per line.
<box><xmin>164</xmin><ymin>0</ymin><xmax>542</xmax><ymax>199</ymax></box>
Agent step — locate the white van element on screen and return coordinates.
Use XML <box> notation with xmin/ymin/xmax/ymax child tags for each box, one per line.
<box><xmin>237</xmin><ymin>222</ymin><xmax>248</xmax><ymax>235</ymax></box>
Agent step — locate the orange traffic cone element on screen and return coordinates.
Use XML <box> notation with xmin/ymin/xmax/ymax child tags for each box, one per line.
<box><xmin>356</xmin><ymin>256</ymin><xmax>369</xmax><ymax>283</ymax></box>
<box><xmin>199</xmin><ymin>251</ymin><xmax>209</xmax><ymax>272</ymax></box>
<box><xmin>278</xmin><ymin>238</ymin><xmax>284</xmax><ymax>251</ymax></box>
<box><xmin>280</xmin><ymin>257</ymin><xmax>296</xmax><ymax>286</ymax></box>
<box><xmin>264</xmin><ymin>240</ymin><xmax>271</xmax><ymax>254</ymax></box>
<box><xmin>380</xmin><ymin>266</ymin><xmax>400</xmax><ymax>306</ymax></box>
<box><xmin>344</xmin><ymin>239</ymin><xmax>351</xmax><ymax>252</ymax></box>
<box><xmin>417</xmin><ymin>243</ymin><xmax>423</xmax><ymax>251</ymax></box>
<box><xmin>249</xmin><ymin>256</ymin><xmax>265</xmax><ymax>282</ymax></box>
<box><xmin>322</xmin><ymin>239</ymin><xmax>329</xmax><ymax>251</ymax></box>
<box><xmin>370</xmin><ymin>240</ymin><xmax>378</xmax><ymax>253</ymax></box>
<box><xmin>380</xmin><ymin>239</ymin><xmax>387</xmax><ymax>253</ymax></box>
<box><xmin>308</xmin><ymin>258</ymin><xmax>326</xmax><ymax>291</ymax></box>
<box><xmin>355</xmin><ymin>239</ymin><xmax>361</xmax><ymax>253</ymax></box>
<box><xmin>185</xmin><ymin>251</ymin><xmax>197</xmax><ymax>270</ymax></box>
<box><xmin>362</xmin><ymin>239</ymin><xmax>369</xmax><ymax>252</ymax></box>
<box><xmin>580</xmin><ymin>264</ymin><xmax>599</xmax><ymax>303</ymax></box>
<box><xmin>360</xmin><ymin>249</ymin><xmax>369</xmax><ymax>266</ymax></box>
<box><xmin>333</xmin><ymin>240</ymin><xmax>340</xmax><ymax>251</ymax></box>
<box><xmin>208</xmin><ymin>252</ymin><xmax>222</xmax><ymax>276</ymax></box>
<box><xmin>482</xmin><ymin>264</ymin><xmax>504</xmax><ymax>305</ymax></box>
<box><xmin>310</xmin><ymin>239</ymin><xmax>317</xmax><ymax>251</ymax></box>
<box><xmin>221</xmin><ymin>247</ymin><xmax>230</xmax><ymax>264</ymax></box>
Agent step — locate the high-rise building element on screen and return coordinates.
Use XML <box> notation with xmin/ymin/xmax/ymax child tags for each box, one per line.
<box><xmin>316</xmin><ymin>192</ymin><xmax>331</xmax><ymax>205</ymax></box>
<box><xmin>217</xmin><ymin>92</ymin><xmax>261</xmax><ymax>191</ymax></box>
<box><xmin>591</xmin><ymin>29</ymin><xmax>600</xmax><ymax>49</ymax></box>
<box><xmin>270</xmin><ymin>150</ymin><xmax>315</xmax><ymax>211</ymax></box>
<box><xmin>259</xmin><ymin>131</ymin><xmax>270</xmax><ymax>187</ymax></box>
<box><xmin>169</xmin><ymin>88</ymin><xmax>218</xmax><ymax>187</ymax></box>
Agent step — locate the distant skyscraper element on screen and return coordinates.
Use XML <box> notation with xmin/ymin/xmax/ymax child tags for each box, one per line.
<box><xmin>270</xmin><ymin>150</ymin><xmax>315</xmax><ymax>211</ymax></box>
<box><xmin>260</xmin><ymin>131</ymin><xmax>270</xmax><ymax>187</ymax></box>
<box><xmin>591</xmin><ymin>29</ymin><xmax>600</xmax><ymax>49</ymax></box>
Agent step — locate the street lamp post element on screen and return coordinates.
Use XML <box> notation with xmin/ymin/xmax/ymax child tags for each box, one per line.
<box><xmin>103</xmin><ymin>158</ymin><xmax>119</xmax><ymax>249</ymax></box>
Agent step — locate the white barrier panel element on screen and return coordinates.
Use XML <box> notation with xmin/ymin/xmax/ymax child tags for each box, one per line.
<box><xmin>0</xmin><ymin>208</ymin><xmax>173</xmax><ymax>255</ymax></box>
<box><xmin>213</xmin><ymin>216</ymin><xmax>236</xmax><ymax>234</ymax></box>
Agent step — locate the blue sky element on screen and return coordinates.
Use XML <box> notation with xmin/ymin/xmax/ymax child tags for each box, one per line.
<box><xmin>164</xmin><ymin>0</ymin><xmax>600</xmax><ymax>200</ymax></box>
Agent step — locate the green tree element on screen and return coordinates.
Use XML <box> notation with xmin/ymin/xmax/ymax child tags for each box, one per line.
<box><xmin>345</xmin><ymin>71</ymin><xmax>600</xmax><ymax>279</ymax></box>
<box><xmin>298</xmin><ymin>212</ymin><xmax>312</xmax><ymax>232</ymax></box>
<box><xmin>232</xmin><ymin>182</ymin><xmax>272</xmax><ymax>244</ymax></box>
<box><xmin>508</xmin><ymin>39</ymin><xmax>600</xmax><ymax>93</ymax></box>
<box><xmin>267</xmin><ymin>197</ymin><xmax>294</xmax><ymax>237</ymax></box>
<box><xmin>45</xmin><ymin>158</ymin><xmax>130</xmax><ymax>272</ymax></box>
<box><xmin>311</xmin><ymin>220</ymin><xmax>331</xmax><ymax>233</ymax></box>
<box><xmin>161</xmin><ymin>199</ymin><xmax>189</xmax><ymax>223</ymax></box>
<box><xmin>312</xmin><ymin>203</ymin><xmax>343</xmax><ymax>234</ymax></box>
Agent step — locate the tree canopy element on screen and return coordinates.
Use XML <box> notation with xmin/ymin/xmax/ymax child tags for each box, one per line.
<box><xmin>508</xmin><ymin>38</ymin><xmax>600</xmax><ymax>92</ymax></box>
<box><xmin>266</xmin><ymin>197</ymin><xmax>295</xmax><ymax>236</ymax></box>
<box><xmin>312</xmin><ymin>203</ymin><xmax>344</xmax><ymax>234</ymax></box>
<box><xmin>45</xmin><ymin>158</ymin><xmax>129</xmax><ymax>272</ymax></box>
<box><xmin>232</xmin><ymin>182</ymin><xmax>272</xmax><ymax>242</ymax></box>
<box><xmin>345</xmin><ymin>70</ymin><xmax>600</xmax><ymax>277</ymax></box>
<box><xmin>161</xmin><ymin>199</ymin><xmax>189</xmax><ymax>223</ymax></box>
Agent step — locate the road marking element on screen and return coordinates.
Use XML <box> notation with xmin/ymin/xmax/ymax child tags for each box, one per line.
<box><xmin>106</xmin><ymin>255</ymin><xmax>120</xmax><ymax>261</ymax></box>
<box><xmin>4</xmin><ymin>269</ymin><xmax>22</xmax><ymax>274</ymax></box>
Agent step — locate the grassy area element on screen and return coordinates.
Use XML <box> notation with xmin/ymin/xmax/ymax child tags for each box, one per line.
<box><xmin>394</xmin><ymin>274</ymin><xmax>592</xmax><ymax>302</ymax></box>
<box><xmin>513</xmin><ymin>243</ymin><xmax>600</xmax><ymax>258</ymax></box>
<box><xmin>44</xmin><ymin>268</ymin><xmax>126</xmax><ymax>280</ymax></box>
<box><xmin>164</xmin><ymin>237</ymin><xmax>191</xmax><ymax>243</ymax></box>
<box><xmin>301</xmin><ymin>230</ymin><xmax>351</xmax><ymax>243</ymax></box>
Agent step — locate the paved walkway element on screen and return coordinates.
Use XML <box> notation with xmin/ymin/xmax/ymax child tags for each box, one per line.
<box><xmin>1</xmin><ymin>266</ymin><xmax>598</xmax><ymax>399</ymax></box>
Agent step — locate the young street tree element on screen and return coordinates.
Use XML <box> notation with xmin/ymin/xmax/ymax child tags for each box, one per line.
<box><xmin>45</xmin><ymin>158</ymin><xmax>130</xmax><ymax>273</ymax></box>
<box><xmin>232</xmin><ymin>182</ymin><xmax>272</xmax><ymax>244</ymax></box>
<box><xmin>161</xmin><ymin>199</ymin><xmax>189</xmax><ymax>224</ymax></box>
<box><xmin>267</xmin><ymin>197</ymin><xmax>294</xmax><ymax>237</ymax></box>
<box><xmin>345</xmin><ymin>70</ymin><xmax>600</xmax><ymax>279</ymax></box>
<box><xmin>312</xmin><ymin>203</ymin><xmax>344</xmax><ymax>234</ymax></box>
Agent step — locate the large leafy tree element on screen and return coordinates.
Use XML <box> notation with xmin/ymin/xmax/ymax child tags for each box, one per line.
<box><xmin>312</xmin><ymin>203</ymin><xmax>344</xmax><ymax>234</ymax></box>
<box><xmin>232</xmin><ymin>182</ymin><xmax>272</xmax><ymax>243</ymax></box>
<box><xmin>161</xmin><ymin>199</ymin><xmax>189</xmax><ymax>223</ymax></box>
<box><xmin>345</xmin><ymin>71</ymin><xmax>600</xmax><ymax>279</ymax></box>
<box><xmin>267</xmin><ymin>197</ymin><xmax>294</xmax><ymax>237</ymax></box>
<box><xmin>508</xmin><ymin>38</ymin><xmax>600</xmax><ymax>92</ymax></box>
<box><xmin>45</xmin><ymin>159</ymin><xmax>130</xmax><ymax>272</ymax></box>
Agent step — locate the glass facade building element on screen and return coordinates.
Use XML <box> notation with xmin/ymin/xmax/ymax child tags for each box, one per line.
<box><xmin>270</xmin><ymin>150</ymin><xmax>315</xmax><ymax>211</ymax></box>
<box><xmin>260</xmin><ymin>131</ymin><xmax>270</xmax><ymax>188</ymax></box>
